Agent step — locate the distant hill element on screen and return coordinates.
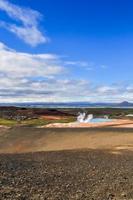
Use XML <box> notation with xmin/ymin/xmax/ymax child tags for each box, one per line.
<box><xmin>0</xmin><ymin>101</ymin><xmax>133</xmax><ymax>108</ymax></box>
<box><xmin>116</xmin><ymin>101</ymin><xmax>133</xmax><ymax>107</ymax></box>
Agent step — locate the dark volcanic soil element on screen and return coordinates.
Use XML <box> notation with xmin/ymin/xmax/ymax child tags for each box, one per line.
<box><xmin>1</xmin><ymin>149</ymin><xmax>133</xmax><ymax>200</ymax></box>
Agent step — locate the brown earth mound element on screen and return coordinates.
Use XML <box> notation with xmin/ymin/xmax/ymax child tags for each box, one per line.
<box><xmin>0</xmin><ymin>127</ymin><xmax>133</xmax><ymax>154</ymax></box>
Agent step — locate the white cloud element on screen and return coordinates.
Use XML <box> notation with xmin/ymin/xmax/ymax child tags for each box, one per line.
<box><xmin>0</xmin><ymin>42</ymin><xmax>63</xmax><ymax>77</ymax></box>
<box><xmin>65</xmin><ymin>61</ymin><xmax>108</xmax><ymax>71</ymax></box>
<box><xmin>0</xmin><ymin>42</ymin><xmax>132</xmax><ymax>103</ymax></box>
<box><xmin>65</xmin><ymin>61</ymin><xmax>89</xmax><ymax>67</ymax></box>
<box><xmin>0</xmin><ymin>0</ymin><xmax>47</xmax><ymax>46</ymax></box>
<box><xmin>65</xmin><ymin>61</ymin><xmax>94</xmax><ymax>70</ymax></box>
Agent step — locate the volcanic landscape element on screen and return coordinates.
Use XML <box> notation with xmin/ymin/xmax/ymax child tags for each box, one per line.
<box><xmin>0</xmin><ymin>107</ymin><xmax>133</xmax><ymax>200</ymax></box>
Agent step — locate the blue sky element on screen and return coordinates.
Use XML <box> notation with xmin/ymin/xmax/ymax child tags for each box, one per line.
<box><xmin>0</xmin><ymin>0</ymin><xmax>133</xmax><ymax>102</ymax></box>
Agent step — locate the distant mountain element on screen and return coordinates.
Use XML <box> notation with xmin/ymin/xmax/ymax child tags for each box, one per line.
<box><xmin>116</xmin><ymin>101</ymin><xmax>133</xmax><ymax>107</ymax></box>
<box><xmin>0</xmin><ymin>101</ymin><xmax>133</xmax><ymax>108</ymax></box>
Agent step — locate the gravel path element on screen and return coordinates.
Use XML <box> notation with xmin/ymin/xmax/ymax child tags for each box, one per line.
<box><xmin>1</xmin><ymin>149</ymin><xmax>133</xmax><ymax>200</ymax></box>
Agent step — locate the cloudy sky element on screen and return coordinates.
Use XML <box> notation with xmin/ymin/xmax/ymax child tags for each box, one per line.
<box><xmin>0</xmin><ymin>0</ymin><xmax>133</xmax><ymax>103</ymax></box>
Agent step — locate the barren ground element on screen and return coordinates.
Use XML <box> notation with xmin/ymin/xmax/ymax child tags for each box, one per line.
<box><xmin>0</xmin><ymin>127</ymin><xmax>133</xmax><ymax>153</ymax></box>
<box><xmin>0</xmin><ymin>127</ymin><xmax>133</xmax><ymax>200</ymax></box>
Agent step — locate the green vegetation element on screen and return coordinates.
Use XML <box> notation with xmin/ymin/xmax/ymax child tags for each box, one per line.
<box><xmin>0</xmin><ymin>117</ymin><xmax>75</xmax><ymax>127</ymax></box>
<box><xmin>0</xmin><ymin>118</ymin><xmax>17</xmax><ymax>126</ymax></box>
<box><xmin>21</xmin><ymin>117</ymin><xmax>75</xmax><ymax>127</ymax></box>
